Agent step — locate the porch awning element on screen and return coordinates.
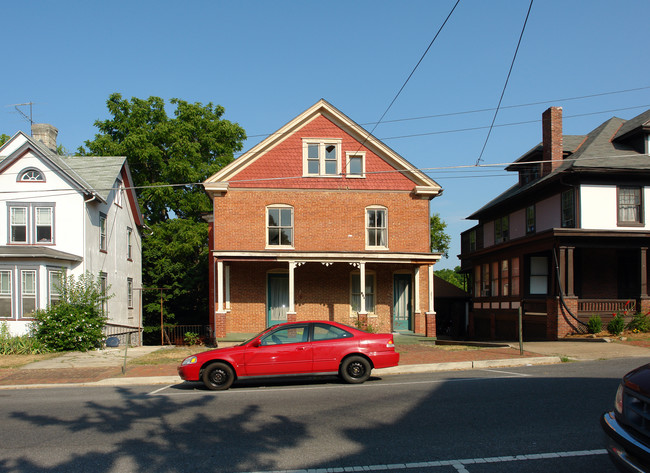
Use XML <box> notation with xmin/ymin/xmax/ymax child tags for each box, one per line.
<box><xmin>211</xmin><ymin>250</ymin><xmax>441</xmax><ymax>265</ymax></box>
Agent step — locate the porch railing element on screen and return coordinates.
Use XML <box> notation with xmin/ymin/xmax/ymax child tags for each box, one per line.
<box><xmin>577</xmin><ymin>299</ymin><xmax>636</xmax><ymax>314</ymax></box>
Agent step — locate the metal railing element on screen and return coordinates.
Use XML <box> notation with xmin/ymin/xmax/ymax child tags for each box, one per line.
<box><xmin>163</xmin><ymin>325</ymin><xmax>213</xmax><ymax>345</ymax></box>
<box><xmin>578</xmin><ymin>299</ymin><xmax>636</xmax><ymax>314</ymax></box>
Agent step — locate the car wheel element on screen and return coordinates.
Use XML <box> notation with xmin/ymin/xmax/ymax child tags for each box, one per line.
<box><xmin>340</xmin><ymin>356</ymin><xmax>371</xmax><ymax>384</ymax></box>
<box><xmin>202</xmin><ymin>362</ymin><xmax>235</xmax><ymax>390</ymax></box>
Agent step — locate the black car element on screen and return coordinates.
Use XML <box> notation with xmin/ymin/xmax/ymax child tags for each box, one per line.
<box><xmin>602</xmin><ymin>363</ymin><xmax>650</xmax><ymax>472</ymax></box>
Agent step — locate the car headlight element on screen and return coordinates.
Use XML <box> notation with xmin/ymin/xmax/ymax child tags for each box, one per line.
<box><xmin>181</xmin><ymin>356</ymin><xmax>198</xmax><ymax>366</ymax></box>
<box><xmin>615</xmin><ymin>384</ymin><xmax>624</xmax><ymax>414</ymax></box>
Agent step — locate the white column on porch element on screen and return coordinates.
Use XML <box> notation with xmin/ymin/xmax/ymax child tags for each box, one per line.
<box><xmin>414</xmin><ymin>266</ymin><xmax>421</xmax><ymax>313</ymax></box>
<box><xmin>427</xmin><ymin>264</ymin><xmax>435</xmax><ymax>314</ymax></box>
<box><xmin>216</xmin><ymin>260</ymin><xmax>225</xmax><ymax>313</ymax></box>
<box><xmin>288</xmin><ymin>261</ymin><xmax>296</xmax><ymax>314</ymax></box>
<box><xmin>359</xmin><ymin>261</ymin><xmax>367</xmax><ymax>314</ymax></box>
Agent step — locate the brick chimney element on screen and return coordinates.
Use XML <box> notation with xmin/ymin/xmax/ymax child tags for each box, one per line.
<box><xmin>541</xmin><ymin>107</ymin><xmax>563</xmax><ymax>176</ymax></box>
<box><xmin>31</xmin><ymin>123</ymin><xmax>58</xmax><ymax>151</ymax></box>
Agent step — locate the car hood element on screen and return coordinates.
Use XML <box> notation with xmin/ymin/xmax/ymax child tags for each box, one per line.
<box><xmin>624</xmin><ymin>363</ymin><xmax>650</xmax><ymax>396</ymax></box>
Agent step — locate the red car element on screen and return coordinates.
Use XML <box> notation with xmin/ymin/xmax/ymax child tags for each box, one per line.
<box><xmin>178</xmin><ymin>321</ymin><xmax>400</xmax><ymax>390</ymax></box>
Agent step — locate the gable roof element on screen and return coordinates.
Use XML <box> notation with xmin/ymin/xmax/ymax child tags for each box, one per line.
<box><xmin>204</xmin><ymin>99</ymin><xmax>442</xmax><ymax>197</ymax></box>
<box><xmin>0</xmin><ymin>130</ymin><xmax>143</xmax><ymax>225</ymax></box>
<box><xmin>469</xmin><ymin>108</ymin><xmax>650</xmax><ymax>219</ymax></box>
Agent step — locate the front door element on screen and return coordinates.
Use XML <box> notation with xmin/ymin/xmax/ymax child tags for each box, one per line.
<box><xmin>393</xmin><ymin>274</ymin><xmax>412</xmax><ymax>332</ymax></box>
<box><xmin>267</xmin><ymin>273</ymin><xmax>289</xmax><ymax>326</ymax></box>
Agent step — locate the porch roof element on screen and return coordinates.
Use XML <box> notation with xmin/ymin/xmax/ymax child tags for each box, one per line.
<box><xmin>0</xmin><ymin>246</ymin><xmax>82</xmax><ymax>262</ymax></box>
<box><xmin>211</xmin><ymin>250</ymin><xmax>441</xmax><ymax>265</ymax></box>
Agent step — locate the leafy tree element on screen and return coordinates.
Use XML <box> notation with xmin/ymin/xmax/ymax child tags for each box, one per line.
<box><xmin>430</xmin><ymin>212</ymin><xmax>451</xmax><ymax>257</ymax></box>
<box><xmin>81</xmin><ymin>94</ymin><xmax>246</xmax><ymax>335</ymax></box>
<box><xmin>436</xmin><ymin>266</ymin><xmax>467</xmax><ymax>291</ymax></box>
<box><xmin>31</xmin><ymin>272</ymin><xmax>110</xmax><ymax>352</ymax></box>
<box><xmin>0</xmin><ymin>134</ymin><xmax>10</xmax><ymax>147</ymax></box>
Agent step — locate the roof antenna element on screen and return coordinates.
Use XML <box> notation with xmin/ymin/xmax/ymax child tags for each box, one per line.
<box><xmin>9</xmin><ymin>102</ymin><xmax>34</xmax><ymax>126</ymax></box>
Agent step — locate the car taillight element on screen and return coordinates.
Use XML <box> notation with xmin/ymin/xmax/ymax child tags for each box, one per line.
<box><xmin>387</xmin><ymin>338</ymin><xmax>395</xmax><ymax>349</ymax></box>
<box><xmin>615</xmin><ymin>383</ymin><xmax>624</xmax><ymax>414</ymax></box>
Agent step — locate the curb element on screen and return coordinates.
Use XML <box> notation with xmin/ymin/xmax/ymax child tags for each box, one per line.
<box><xmin>0</xmin><ymin>356</ymin><xmax>562</xmax><ymax>390</ymax></box>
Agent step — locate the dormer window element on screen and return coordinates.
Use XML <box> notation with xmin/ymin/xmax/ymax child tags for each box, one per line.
<box><xmin>302</xmin><ymin>139</ymin><xmax>342</xmax><ymax>177</ymax></box>
<box><xmin>18</xmin><ymin>168</ymin><xmax>44</xmax><ymax>182</ymax></box>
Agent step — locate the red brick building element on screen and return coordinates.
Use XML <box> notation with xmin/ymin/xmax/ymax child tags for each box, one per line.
<box><xmin>203</xmin><ymin>100</ymin><xmax>442</xmax><ymax>338</ymax></box>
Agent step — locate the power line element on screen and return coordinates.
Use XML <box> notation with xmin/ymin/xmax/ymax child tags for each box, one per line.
<box><xmin>476</xmin><ymin>0</ymin><xmax>534</xmax><ymax>166</ymax></box>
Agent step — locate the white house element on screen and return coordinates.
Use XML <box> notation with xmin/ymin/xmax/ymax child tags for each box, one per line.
<box><xmin>0</xmin><ymin>124</ymin><xmax>144</xmax><ymax>344</ymax></box>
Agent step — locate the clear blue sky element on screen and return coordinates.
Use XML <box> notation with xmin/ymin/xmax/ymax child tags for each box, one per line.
<box><xmin>3</xmin><ymin>0</ymin><xmax>649</xmax><ymax>269</ymax></box>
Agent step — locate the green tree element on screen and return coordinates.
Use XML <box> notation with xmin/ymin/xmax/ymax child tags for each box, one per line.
<box><xmin>430</xmin><ymin>212</ymin><xmax>451</xmax><ymax>257</ymax></box>
<box><xmin>82</xmin><ymin>94</ymin><xmax>246</xmax><ymax>337</ymax></box>
<box><xmin>435</xmin><ymin>266</ymin><xmax>467</xmax><ymax>291</ymax></box>
<box><xmin>0</xmin><ymin>134</ymin><xmax>10</xmax><ymax>147</ymax></box>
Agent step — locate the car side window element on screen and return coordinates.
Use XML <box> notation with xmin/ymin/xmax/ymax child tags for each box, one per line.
<box><xmin>260</xmin><ymin>325</ymin><xmax>309</xmax><ymax>345</ymax></box>
<box><xmin>312</xmin><ymin>324</ymin><xmax>352</xmax><ymax>342</ymax></box>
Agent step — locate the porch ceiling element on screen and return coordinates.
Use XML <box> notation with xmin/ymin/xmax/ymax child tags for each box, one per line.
<box><xmin>211</xmin><ymin>250</ymin><xmax>441</xmax><ymax>265</ymax></box>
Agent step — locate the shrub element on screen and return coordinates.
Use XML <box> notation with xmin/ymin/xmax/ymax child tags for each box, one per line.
<box><xmin>30</xmin><ymin>272</ymin><xmax>110</xmax><ymax>352</ymax></box>
<box><xmin>607</xmin><ymin>314</ymin><xmax>626</xmax><ymax>336</ymax></box>
<box><xmin>587</xmin><ymin>315</ymin><xmax>602</xmax><ymax>334</ymax></box>
<box><xmin>0</xmin><ymin>322</ymin><xmax>48</xmax><ymax>355</ymax></box>
<box><xmin>184</xmin><ymin>332</ymin><xmax>200</xmax><ymax>346</ymax></box>
<box><xmin>627</xmin><ymin>313</ymin><xmax>650</xmax><ymax>333</ymax></box>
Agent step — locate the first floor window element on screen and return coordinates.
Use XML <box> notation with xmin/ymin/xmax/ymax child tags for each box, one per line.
<box><xmin>473</xmin><ymin>266</ymin><xmax>481</xmax><ymax>297</ymax></box>
<box><xmin>0</xmin><ymin>270</ymin><xmax>11</xmax><ymax>318</ymax></box>
<box><xmin>618</xmin><ymin>186</ymin><xmax>643</xmax><ymax>225</ymax></box>
<box><xmin>501</xmin><ymin>260</ymin><xmax>509</xmax><ymax>296</ymax></box>
<box><xmin>511</xmin><ymin>257</ymin><xmax>520</xmax><ymax>296</ymax></box>
<box><xmin>482</xmin><ymin>264</ymin><xmax>490</xmax><ymax>297</ymax></box>
<box><xmin>21</xmin><ymin>270</ymin><xmax>36</xmax><ymax>316</ymax></box>
<box><xmin>351</xmin><ymin>273</ymin><xmax>375</xmax><ymax>313</ymax></box>
<box><xmin>100</xmin><ymin>272</ymin><xmax>108</xmax><ymax>316</ymax></box>
<box><xmin>491</xmin><ymin>261</ymin><xmax>499</xmax><ymax>296</ymax></box>
<box><xmin>366</xmin><ymin>207</ymin><xmax>387</xmax><ymax>248</ymax></box>
<box><xmin>48</xmin><ymin>270</ymin><xmax>62</xmax><ymax>307</ymax></box>
<box><xmin>267</xmin><ymin>206</ymin><xmax>293</xmax><ymax>247</ymax></box>
<box><xmin>529</xmin><ymin>256</ymin><xmax>548</xmax><ymax>295</ymax></box>
<box><xmin>127</xmin><ymin>278</ymin><xmax>133</xmax><ymax>309</ymax></box>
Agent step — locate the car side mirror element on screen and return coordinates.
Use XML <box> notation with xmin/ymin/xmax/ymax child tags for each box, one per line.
<box><xmin>250</xmin><ymin>339</ymin><xmax>261</xmax><ymax>348</ymax></box>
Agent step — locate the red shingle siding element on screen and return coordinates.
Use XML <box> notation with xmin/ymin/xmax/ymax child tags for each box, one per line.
<box><xmin>213</xmin><ymin>190</ymin><xmax>430</xmax><ymax>253</ymax></box>
<box><xmin>228</xmin><ymin>115</ymin><xmax>416</xmax><ymax>191</ymax></box>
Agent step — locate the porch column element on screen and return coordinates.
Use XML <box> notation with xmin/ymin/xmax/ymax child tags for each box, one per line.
<box><xmin>641</xmin><ymin>247</ymin><xmax>648</xmax><ymax>298</ymax></box>
<box><xmin>425</xmin><ymin>264</ymin><xmax>436</xmax><ymax>338</ymax></box>
<box><xmin>428</xmin><ymin>264</ymin><xmax>435</xmax><ymax>313</ymax></box>
<box><xmin>414</xmin><ymin>266</ymin><xmax>420</xmax><ymax>313</ymax></box>
<box><xmin>288</xmin><ymin>261</ymin><xmax>296</xmax><ymax>315</ymax></box>
<box><xmin>216</xmin><ymin>260</ymin><xmax>225</xmax><ymax>313</ymax></box>
<box><xmin>567</xmin><ymin>247</ymin><xmax>575</xmax><ymax>297</ymax></box>
<box><xmin>359</xmin><ymin>261</ymin><xmax>367</xmax><ymax>315</ymax></box>
<box><xmin>558</xmin><ymin>247</ymin><xmax>566</xmax><ymax>295</ymax></box>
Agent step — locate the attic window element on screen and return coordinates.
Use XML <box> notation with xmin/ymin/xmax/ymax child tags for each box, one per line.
<box><xmin>19</xmin><ymin>169</ymin><xmax>44</xmax><ymax>182</ymax></box>
<box><xmin>303</xmin><ymin>139</ymin><xmax>342</xmax><ymax>177</ymax></box>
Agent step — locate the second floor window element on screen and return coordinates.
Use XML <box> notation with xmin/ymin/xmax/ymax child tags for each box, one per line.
<box><xmin>100</xmin><ymin>213</ymin><xmax>107</xmax><ymax>251</ymax></box>
<box><xmin>526</xmin><ymin>205</ymin><xmax>536</xmax><ymax>234</ymax></box>
<box><xmin>9</xmin><ymin>204</ymin><xmax>54</xmax><ymax>244</ymax></box>
<box><xmin>366</xmin><ymin>207</ymin><xmax>387</xmax><ymax>249</ymax></box>
<box><xmin>618</xmin><ymin>186</ymin><xmax>643</xmax><ymax>225</ymax></box>
<box><xmin>494</xmin><ymin>216</ymin><xmax>509</xmax><ymax>243</ymax></box>
<box><xmin>267</xmin><ymin>206</ymin><xmax>293</xmax><ymax>247</ymax></box>
<box><xmin>127</xmin><ymin>228</ymin><xmax>133</xmax><ymax>260</ymax></box>
<box><xmin>303</xmin><ymin>139</ymin><xmax>341</xmax><ymax>177</ymax></box>
<box><xmin>561</xmin><ymin>189</ymin><xmax>575</xmax><ymax>228</ymax></box>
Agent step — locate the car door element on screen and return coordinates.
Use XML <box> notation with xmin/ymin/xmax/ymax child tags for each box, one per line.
<box><xmin>243</xmin><ymin>324</ymin><xmax>312</xmax><ymax>376</ymax></box>
<box><xmin>311</xmin><ymin>323</ymin><xmax>356</xmax><ymax>372</ymax></box>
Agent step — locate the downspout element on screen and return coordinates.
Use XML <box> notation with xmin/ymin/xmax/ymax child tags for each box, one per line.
<box><xmin>82</xmin><ymin>193</ymin><xmax>98</xmax><ymax>274</ymax></box>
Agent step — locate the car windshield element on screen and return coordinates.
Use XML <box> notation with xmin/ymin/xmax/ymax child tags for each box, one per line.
<box><xmin>239</xmin><ymin>327</ymin><xmax>275</xmax><ymax>346</ymax></box>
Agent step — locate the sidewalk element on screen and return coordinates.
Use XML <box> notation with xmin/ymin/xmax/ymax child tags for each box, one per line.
<box><xmin>1</xmin><ymin>338</ymin><xmax>649</xmax><ymax>390</ymax></box>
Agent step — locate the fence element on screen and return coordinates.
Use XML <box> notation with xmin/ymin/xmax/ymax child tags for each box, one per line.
<box><xmin>578</xmin><ymin>299</ymin><xmax>636</xmax><ymax>314</ymax></box>
<box><xmin>163</xmin><ymin>325</ymin><xmax>213</xmax><ymax>346</ymax></box>
<box><xmin>103</xmin><ymin>323</ymin><xmax>142</xmax><ymax>346</ymax></box>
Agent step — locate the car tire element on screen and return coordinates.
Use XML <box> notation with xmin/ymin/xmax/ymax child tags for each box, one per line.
<box><xmin>202</xmin><ymin>362</ymin><xmax>235</xmax><ymax>390</ymax></box>
<box><xmin>340</xmin><ymin>356</ymin><xmax>371</xmax><ymax>384</ymax></box>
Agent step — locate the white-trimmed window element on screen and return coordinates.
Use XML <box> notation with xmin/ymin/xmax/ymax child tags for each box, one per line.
<box><xmin>20</xmin><ymin>270</ymin><xmax>36</xmax><ymax>317</ymax></box>
<box><xmin>618</xmin><ymin>186</ymin><xmax>643</xmax><ymax>225</ymax></box>
<box><xmin>346</xmin><ymin>151</ymin><xmax>365</xmax><ymax>178</ymax></box>
<box><xmin>303</xmin><ymin>139</ymin><xmax>342</xmax><ymax>177</ymax></box>
<box><xmin>19</xmin><ymin>168</ymin><xmax>45</xmax><ymax>182</ymax></box>
<box><xmin>350</xmin><ymin>272</ymin><xmax>376</xmax><ymax>314</ymax></box>
<box><xmin>366</xmin><ymin>206</ymin><xmax>387</xmax><ymax>249</ymax></box>
<box><xmin>114</xmin><ymin>179</ymin><xmax>124</xmax><ymax>207</ymax></box>
<box><xmin>267</xmin><ymin>205</ymin><xmax>293</xmax><ymax>248</ymax></box>
<box><xmin>127</xmin><ymin>278</ymin><xmax>133</xmax><ymax>309</ymax></box>
<box><xmin>0</xmin><ymin>270</ymin><xmax>12</xmax><ymax>318</ymax></box>
<box><xmin>48</xmin><ymin>269</ymin><xmax>62</xmax><ymax>307</ymax></box>
<box><xmin>100</xmin><ymin>213</ymin><xmax>107</xmax><ymax>251</ymax></box>
<box><xmin>127</xmin><ymin>227</ymin><xmax>133</xmax><ymax>260</ymax></box>
<box><xmin>9</xmin><ymin>203</ymin><xmax>55</xmax><ymax>244</ymax></box>
<box><xmin>100</xmin><ymin>272</ymin><xmax>108</xmax><ymax>316</ymax></box>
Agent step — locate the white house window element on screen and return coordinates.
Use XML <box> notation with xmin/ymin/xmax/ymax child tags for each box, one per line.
<box><xmin>127</xmin><ymin>227</ymin><xmax>133</xmax><ymax>260</ymax></box>
<box><xmin>303</xmin><ymin>139</ymin><xmax>341</xmax><ymax>177</ymax></box>
<box><xmin>100</xmin><ymin>213</ymin><xmax>107</xmax><ymax>251</ymax></box>
<box><xmin>267</xmin><ymin>206</ymin><xmax>293</xmax><ymax>247</ymax></box>
<box><xmin>0</xmin><ymin>270</ymin><xmax>11</xmax><ymax>318</ymax></box>
<box><xmin>20</xmin><ymin>270</ymin><xmax>36</xmax><ymax>317</ymax></box>
<box><xmin>100</xmin><ymin>272</ymin><xmax>108</xmax><ymax>316</ymax></box>
<box><xmin>19</xmin><ymin>168</ymin><xmax>44</xmax><ymax>182</ymax></box>
<box><xmin>10</xmin><ymin>207</ymin><xmax>28</xmax><ymax>243</ymax></box>
<box><xmin>127</xmin><ymin>278</ymin><xmax>133</xmax><ymax>309</ymax></box>
<box><xmin>618</xmin><ymin>186</ymin><xmax>643</xmax><ymax>225</ymax></box>
<box><xmin>366</xmin><ymin>207</ymin><xmax>387</xmax><ymax>249</ymax></box>
<box><xmin>351</xmin><ymin>272</ymin><xmax>376</xmax><ymax>314</ymax></box>
<box><xmin>9</xmin><ymin>203</ymin><xmax>55</xmax><ymax>244</ymax></box>
<box><xmin>48</xmin><ymin>269</ymin><xmax>62</xmax><ymax>307</ymax></box>
<box><xmin>346</xmin><ymin>151</ymin><xmax>365</xmax><ymax>177</ymax></box>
